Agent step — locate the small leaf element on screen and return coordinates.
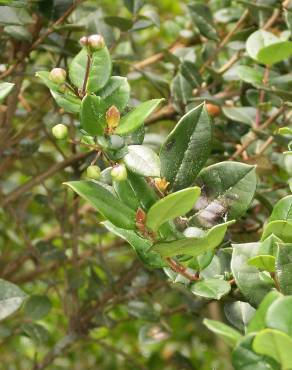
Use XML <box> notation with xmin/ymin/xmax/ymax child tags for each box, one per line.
<box><xmin>222</xmin><ymin>107</ymin><xmax>257</xmax><ymax>125</ymax></box>
<box><xmin>247</xmin><ymin>255</ymin><xmax>276</xmax><ymax>272</ymax></box>
<box><xmin>21</xmin><ymin>323</ymin><xmax>49</xmax><ymax>344</ymax></box>
<box><xmin>269</xmin><ymin>195</ymin><xmax>292</xmax><ymax>222</ymax></box>
<box><xmin>160</xmin><ymin>103</ymin><xmax>212</xmax><ymax>191</ymax></box>
<box><xmin>50</xmin><ymin>90</ymin><xmax>81</xmax><ymax>113</ymax></box>
<box><xmin>237</xmin><ymin>65</ymin><xmax>263</xmax><ymax>86</ymax></box>
<box><xmin>80</xmin><ymin>95</ymin><xmax>107</xmax><ymax>136</ymax></box>
<box><xmin>262</xmin><ymin>220</ymin><xmax>292</xmax><ymax>243</ymax></box>
<box><xmin>0</xmin><ymin>279</ymin><xmax>26</xmax><ymax>321</ymax></box>
<box><xmin>257</xmin><ymin>41</ymin><xmax>292</xmax><ymax>65</ymax></box>
<box><xmin>188</xmin><ymin>3</ymin><xmax>219</xmax><ymax>41</ymax></box>
<box><xmin>127</xmin><ymin>300</ymin><xmax>159</xmax><ymax>321</ymax></box>
<box><xmin>69</xmin><ymin>47</ymin><xmax>112</xmax><ymax>93</ymax></box>
<box><xmin>124</xmin><ymin>145</ymin><xmax>161</xmax><ymax>177</ymax></box>
<box><xmin>191</xmin><ymin>279</ymin><xmax>231</xmax><ymax>300</ymax></box>
<box><xmin>203</xmin><ymin>319</ymin><xmax>242</xmax><ymax>347</ymax></box>
<box><xmin>98</xmin><ymin>76</ymin><xmax>130</xmax><ymax>112</ymax></box>
<box><xmin>276</xmin><ymin>243</ymin><xmax>292</xmax><ymax>295</ymax></box>
<box><xmin>115</xmin><ymin>99</ymin><xmax>163</xmax><ymax>135</ymax></box>
<box><xmin>0</xmin><ymin>82</ymin><xmax>14</xmax><ymax>101</ymax></box>
<box><xmin>246</xmin><ymin>30</ymin><xmax>278</xmax><ymax>62</ymax></box>
<box><xmin>146</xmin><ymin>187</ymin><xmax>201</xmax><ymax>231</ymax></box>
<box><xmin>266</xmin><ymin>296</ymin><xmax>292</xmax><ymax>337</ymax></box>
<box><xmin>65</xmin><ymin>181</ymin><xmax>136</xmax><ymax>230</ymax></box>
<box><xmin>152</xmin><ymin>221</ymin><xmax>234</xmax><ymax>257</ymax></box>
<box><xmin>247</xmin><ymin>290</ymin><xmax>282</xmax><ymax>334</ymax></box>
<box><xmin>253</xmin><ymin>329</ymin><xmax>292</xmax><ymax>369</ymax></box>
<box><xmin>24</xmin><ymin>295</ymin><xmax>52</xmax><ymax>320</ymax></box>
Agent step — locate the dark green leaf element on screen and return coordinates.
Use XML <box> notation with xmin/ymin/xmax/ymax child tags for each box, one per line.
<box><xmin>188</xmin><ymin>3</ymin><xmax>219</xmax><ymax>41</ymax></box>
<box><xmin>224</xmin><ymin>301</ymin><xmax>255</xmax><ymax>333</ymax></box>
<box><xmin>80</xmin><ymin>95</ymin><xmax>107</xmax><ymax>136</ymax></box>
<box><xmin>98</xmin><ymin>76</ymin><xmax>130</xmax><ymax>112</ymax></box>
<box><xmin>276</xmin><ymin>243</ymin><xmax>292</xmax><ymax>295</ymax></box>
<box><xmin>24</xmin><ymin>295</ymin><xmax>52</xmax><ymax>320</ymax></box>
<box><xmin>21</xmin><ymin>323</ymin><xmax>49</xmax><ymax>344</ymax></box>
<box><xmin>266</xmin><ymin>296</ymin><xmax>292</xmax><ymax>336</ymax></box>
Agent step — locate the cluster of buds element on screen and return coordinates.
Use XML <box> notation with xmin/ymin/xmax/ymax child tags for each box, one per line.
<box><xmin>79</xmin><ymin>34</ymin><xmax>105</xmax><ymax>52</ymax></box>
<box><xmin>106</xmin><ymin>105</ymin><xmax>120</xmax><ymax>133</ymax></box>
<box><xmin>49</xmin><ymin>68</ymin><xmax>66</xmax><ymax>84</ymax></box>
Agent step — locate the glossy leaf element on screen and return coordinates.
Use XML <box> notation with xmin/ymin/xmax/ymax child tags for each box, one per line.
<box><xmin>113</xmin><ymin>179</ymin><xmax>140</xmax><ymax>210</ymax></box>
<box><xmin>127</xmin><ymin>171</ymin><xmax>158</xmax><ymax>211</ymax></box>
<box><xmin>224</xmin><ymin>301</ymin><xmax>255</xmax><ymax>333</ymax></box>
<box><xmin>246</xmin><ymin>30</ymin><xmax>278</xmax><ymax>62</ymax></box>
<box><xmin>124</xmin><ymin>145</ymin><xmax>161</xmax><ymax>177</ymax></box>
<box><xmin>262</xmin><ymin>220</ymin><xmax>292</xmax><ymax>243</ymax></box>
<box><xmin>98</xmin><ymin>76</ymin><xmax>130</xmax><ymax>112</ymax></box>
<box><xmin>276</xmin><ymin>243</ymin><xmax>292</xmax><ymax>295</ymax></box>
<box><xmin>65</xmin><ymin>181</ymin><xmax>136</xmax><ymax>230</ymax></box>
<box><xmin>257</xmin><ymin>41</ymin><xmax>292</xmax><ymax>65</ymax></box>
<box><xmin>160</xmin><ymin>103</ymin><xmax>212</xmax><ymax>191</ymax></box>
<box><xmin>269</xmin><ymin>195</ymin><xmax>292</xmax><ymax>222</ymax></box>
<box><xmin>203</xmin><ymin>319</ymin><xmax>242</xmax><ymax>347</ymax></box>
<box><xmin>222</xmin><ymin>107</ymin><xmax>256</xmax><ymax>126</ymax></box>
<box><xmin>197</xmin><ymin>162</ymin><xmax>257</xmax><ymax>219</ymax></box>
<box><xmin>253</xmin><ymin>329</ymin><xmax>292</xmax><ymax>369</ymax></box>
<box><xmin>247</xmin><ymin>255</ymin><xmax>276</xmax><ymax>272</ymax></box>
<box><xmin>80</xmin><ymin>95</ymin><xmax>106</xmax><ymax>136</ymax></box>
<box><xmin>152</xmin><ymin>221</ymin><xmax>234</xmax><ymax>257</ymax></box>
<box><xmin>266</xmin><ymin>296</ymin><xmax>292</xmax><ymax>337</ymax></box>
<box><xmin>69</xmin><ymin>47</ymin><xmax>112</xmax><ymax>93</ymax></box>
<box><xmin>146</xmin><ymin>187</ymin><xmax>201</xmax><ymax>231</ymax></box>
<box><xmin>115</xmin><ymin>99</ymin><xmax>163</xmax><ymax>135</ymax></box>
<box><xmin>191</xmin><ymin>279</ymin><xmax>231</xmax><ymax>300</ymax></box>
<box><xmin>237</xmin><ymin>66</ymin><xmax>263</xmax><ymax>86</ymax></box>
<box><xmin>0</xmin><ymin>279</ymin><xmax>26</xmax><ymax>321</ymax></box>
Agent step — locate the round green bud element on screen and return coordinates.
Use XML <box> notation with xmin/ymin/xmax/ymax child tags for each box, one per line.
<box><xmin>49</xmin><ymin>68</ymin><xmax>66</xmax><ymax>84</ymax></box>
<box><xmin>87</xmin><ymin>165</ymin><xmax>101</xmax><ymax>180</ymax></box>
<box><xmin>52</xmin><ymin>124</ymin><xmax>68</xmax><ymax>140</ymax></box>
<box><xmin>111</xmin><ymin>164</ymin><xmax>127</xmax><ymax>182</ymax></box>
<box><xmin>87</xmin><ymin>34</ymin><xmax>105</xmax><ymax>51</ymax></box>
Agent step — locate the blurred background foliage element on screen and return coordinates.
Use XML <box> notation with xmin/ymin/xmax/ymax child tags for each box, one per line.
<box><xmin>0</xmin><ymin>0</ymin><xmax>291</xmax><ymax>369</ymax></box>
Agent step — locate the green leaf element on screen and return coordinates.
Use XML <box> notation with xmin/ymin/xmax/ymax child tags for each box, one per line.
<box><xmin>246</xmin><ymin>30</ymin><xmax>278</xmax><ymax>62</ymax></box>
<box><xmin>160</xmin><ymin>103</ymin><xmax>213</xmax><ymax>191</ymax></box>
<box><xmin>247</xmin><ymin>290</ymin><xmax>282</xmax><ymax>334</ymax></box>
<box><xmin>0</xmin><ymin>82</ymin><xmax>14</xmax><ymax>101</ymax></box>
<box><xmin>115</xmin><ymin>99</ymin><xmax>163</xmax><ymax>135</ymax></box>
<box><xmin>266</xmin><ymin>296</ymin><xmax>292</xmax><ymax>337</ymax></box>
<box><xmin>103</xmin><ymin>221</ymin><xmax>164</xmax><ymax>268</ymax></box>
<box><xmin>4</xmin><ymin>25</ymin><xmax>32</xmax><ymax>41</ymax></box>
<box><xmin>65</xmin><ymin>181</ymin><xmax>136</xmax><ymax>230</ymax></box>
<box><xmin>222</xmin><ymin>107</ymin><xmax>257</xmax><ymax>126</ymax></box>
<box><xmin>247</xmin><ymin>255</ymin><xmax>276</xmax><ymax>272</ymax></box>
<box><xmin>146</xmin><ymin>187</ymin><xmax>201</xmax><ymax>231</ymax></box>
<box><xmin>188</xmin><ymin>3</ymin><xmax>219</xmax><ymax>41</ymax></box>
<box><xmin>237</xmin><ymin>66</ymin><xmax>264</xmax><ymax>86</ymax></box>
<box><xmin>253</xmin><ymin>329</ymin><xmax>292</xmax><ymax>369</ymax></box>
<box><xmin>104</xmin><ymin>16</ymin><xmax>133</xmax><ymax>31</ymax></box>
<box><xmin>24</xmin><ymin>295</ymin><xmax>52</xmax><ymax>320</ymax></box>
<box><xmin>21</xmin><ymin>322</ymin><xmax>49</xmax><ymax>344</ymax></box>
<box><xmin>257</xmin><ymin>41</ymin><xmax>292</xmax><ymax>65</ymax></box>
<box><xmin>262</xmin><ymin>220</ymin><xmax>292</xmax><ymax>243</ymax></box>
<box><xmin>269</xmin><ymin>195</ymin><xmax>292</xmax><ymax>222</ymax></box>
<box><xmin>231</xmin><ymin>243</ymin><xmax>274</xmax><ymax>307</ymax></box>
<box><xmin>276</xmin><ymin>243</ymin><xmax>292</xmax><ymax>295</ymax></box>
<box><xmin>224</xmin><ymin>301</ymin><xmax>255</xmax><ymax>333</ymax></box>
<box><xmin>80</xmin><ymin>95</ymin><xmax>106</xmax><ymax>136</ymax></box>
<box><xmin>98</xmin><ymin>76</ymin><xmax>130</xmax><ymax>112</ymax></box>
<box><xmin>69</xmin><ymin>47</ymin><xmax>112</xmax><ymax>93</ymax></box>
<box><xmin>259</xmin><ymin>234</ymin><xmax>282</xmax><ymax>256</ymax></box>
<box><xmin>127</xmin><ymin>300</ymin><xmax>159</xmax><ymax>321</ymax></box>
<box><xmin>113</xmin><ymin>179</ymin><xmax>140</xmax><ymax>210</ymax></box>
<box><xmin>197</xmin><ymin>162</ymin><xmax>257</xmax><ymax>219</ymax></box>
<box><xmin>0</xmin><ymin>279</ymin><xmax>26</xmax><ymax>321</ymax></box>
<box><xmin>152</xmin><ymin>221</ymin><xmax>234</xmax><ymax>257</ymax></box>
<box><xmin>124</xmin><ymin>145</ymin><xmax>161</xmax><ymax>177</ymax></box>
<box><xmin>203</xmin><ymin>319</ymin><xmax>242</xmax><ymax>347</ymax></box>
<box><xmin>127</xmin><ymin>171</ymin><xmax>158</xmax><ymax>211</ymax></box>
<box><xmin>232</xmin><ymin>334</ymin><xmax>280</xmax><ymax>370</ymax></box>
<box><xmin>191</xmin><ymin>279</ymin><xmax>231</xmax><ymax>300</ymax></box>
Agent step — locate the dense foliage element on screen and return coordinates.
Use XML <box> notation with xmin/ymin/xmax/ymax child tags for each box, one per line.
<box><xmin>0</xmin><ymin>0</ymin><xmax>292</xmax><ymax>369</ymax></box>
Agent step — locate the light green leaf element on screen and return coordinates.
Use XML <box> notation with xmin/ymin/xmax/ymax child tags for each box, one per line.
<box><xmin>247</xmin><ymin>255</ymin><xmax>276</xmax><ymax>272</ymax></box>
<box><xmin>237</xmin><ymin>65</ymin><xmax>263</xmax><ymax>86</ymax></box>
<box><xmin>203</xmin><ymin>319</ymin><xmax>242</xmax><ymax>347</ymax></box>
<box><xmin>69</xmin><ymin>47</ymin><xmax>112</xmax><ymax>93</ymax></box>
<box><xmin>0</xmin><ymin>279</ymin><xmax>26</xmax><ymax>321</ymax></box>
<box><xmin>197</xmin><ymin>162</ymin><xmax>257</xmax><ymax>219</ymax></box>
<box><xmin>262</xmin><ymin>220</ymin><xmax>292</xmax><ymax>243</ymax></box>
<box><xmin>146</xmin><ymin>187</ymin><xmax>201</xmax><ymax>231</ymax></box>
<box><xmin>124</xmin><ymin>145</ymin><xmax>161</xmax><ymax>177</ymax></box>
<box><xmin>24</xmin><ymin>295</ymin><xmax>52</xmax><ymax>320</ymax></box>
<box><xmin>246</xmin><ymin>30</ymin><xmax>278</xmax><ymax>62</ymax></box>
<box><xmin>160</xmin><ymin>103</ymin><xmax>212</xmax><ymax>191</ymax></box>
<box><xmin>191</xmin><ymin>278</ymin><xmax>231</xmax><ymax>300</ymax></box>
<box><xmin>115</xmin><ymin>99</ymin><xmax>163</xmax><ymax>135</ymax></box>
<box><xmin>98</xmin><ymin>76</ymin><xmax>130</xmax><ymax>112</ymax></box>
<box><xmin>266</xmin><ymin>296</ymin><xmax>292</xmax><ymax>337</ymax></box>
<box><xmin>152</xmin><ymin>221</ymin><xmax>234</xmax><ymax>257</ymax></box>
<box><xmin>103</xmin><ymin>221</ymin><xmax>164</xmax><ymax>268</ymax></box>
<box><xmin>276</xmin><ymin>243</ymin><xmax>292</xmax><ymax>295</ymax></box>
<box><xmin>65</xmin><ymin>180</ymin><xmax>136</xmax><ymax>230</ymax></box>
<box><xmin>0</xmin><ymin>82</ymin><xmax>14</xmax><ymax>102</ymax></box>
<box><xmin>80</xmin><ymin>95</ymin><xmax>107</xmax><ymax>136</ymax></box>
<box><xmin>253</xmin><ymin>329</ymin><xmax>292</xmax><ymax>369</ymax></box>
<box><xmin>257</xmin><ymin>41</ymin><xmax>292</xmax><ymax>65</ymax></box>
<box><xmin>222</xmin><ymin>107</ymin><xmax>257</xmax><ymax>125</ymax></box>
<box><xmin>269</xmin><ymin>195</ymin><xmax>292</xmax><ymax>222</ymax></box>
<box><xmin>231</xmin><ymin>243</ymin><xmax>274</xmax><ymax>307</ymax></box>
<box><xmin>247</xmin><ymin>290</ymin><xmax>282</xmax><ymax>334</ymax></box>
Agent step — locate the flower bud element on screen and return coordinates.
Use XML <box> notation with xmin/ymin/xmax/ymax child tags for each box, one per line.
<box><xmin>154</xmin><ymin>177</ymin><xmax>169</xmax><ymax>193</ymax></box>
<box><xmin>106</xmin><ymin>105</ymin><xmax>120</xmax><ymax>132</ymax></box>
<box><xmin>87</xmin><ymin>34</ymin><xmax>105</xmax><ymax>51</ymax></box>
<box><xmin>49</xmin><ymin>68</ymin><xmax>66</xmax><ymax>84</ymax></box>
<box><xmin>111</xmin><ymin>164</ymin><xmax>127</xmax><ymax>182</ymax></box>
<box><xmin>52</xmin><ymin>124</ymin><xmax>68</xmax><ymax>140</ymax></box>
<box><xmin>87</xmin><ymin>165</ymin><xmax>101</xmax><ymax>180</ymax></box>
<box><xmin>79</xmin><ymin>36</ymin><xmax>88</xmax><ymax>47</ymax></box>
